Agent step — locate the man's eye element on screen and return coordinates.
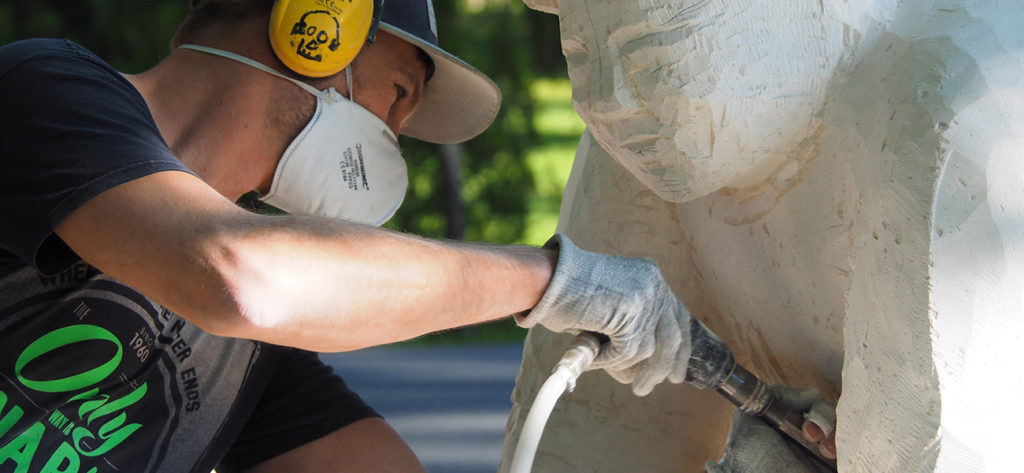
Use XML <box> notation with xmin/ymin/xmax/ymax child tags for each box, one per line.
<box><xmin>395</xmin><ymin>84</ymin><xmax>408</xmax><ymax>99</ymax></box>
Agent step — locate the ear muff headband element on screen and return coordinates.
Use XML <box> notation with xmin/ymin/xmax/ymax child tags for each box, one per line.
<box><xmin>269</xmin><ymin>0</ymin><xmax>383</xmax><ymax>78</ymax></box>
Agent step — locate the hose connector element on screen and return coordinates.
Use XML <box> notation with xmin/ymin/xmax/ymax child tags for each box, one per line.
<box><xmin>554</xmin><ymin>333</ymin><xmax>602</xmax><ymax>392</ymax></box>
<box><xmin>509</xmin><ymin>332</ymin><xmax>603</xmax><ymax>473</ymax></box>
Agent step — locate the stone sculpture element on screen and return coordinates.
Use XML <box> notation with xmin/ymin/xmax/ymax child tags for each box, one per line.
<box><xmin>501</xmin><ymin>1</ymin><xmax>1024</xmax><ymax>471</ymax></box>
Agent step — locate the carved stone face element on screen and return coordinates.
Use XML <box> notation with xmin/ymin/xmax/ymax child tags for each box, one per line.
<box><xmin>557</xmin><ymin>0</ymin><xmax>854</xmax><ymax>202</ymax></box>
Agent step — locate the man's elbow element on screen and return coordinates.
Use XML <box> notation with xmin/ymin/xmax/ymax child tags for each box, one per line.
<box><xmin>165</xmin><ymin>234</ymin><xmax>279</xmax><ymax>341</ymax></box>
<box><xmin>180</xmin><ymin>233</ymin><xmax>316</xmax><ymax>344</ymax></box>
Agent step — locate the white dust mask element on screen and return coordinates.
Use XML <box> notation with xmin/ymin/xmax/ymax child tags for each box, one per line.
<box><xmin>179</xmin><ymin>44</ymin><xmax>408</xmax><ymax>226</ymax></box>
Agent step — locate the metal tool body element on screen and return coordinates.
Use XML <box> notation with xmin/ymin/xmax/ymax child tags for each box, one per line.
<box><xmin>686</xmin><ymin>319</ymin><xmax>839</xmax><ymax>472</ymax></box>
<box><xmin>515</xmin><ymin>326</ymin><xmax>836</xmax><ymax>472</ymax></box>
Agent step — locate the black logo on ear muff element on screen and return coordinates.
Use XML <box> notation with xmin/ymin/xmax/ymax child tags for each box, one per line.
<box><xmin>290</xmin><ymin>10</ymin><xmax>342</xmax><ymax>62</ymax></box>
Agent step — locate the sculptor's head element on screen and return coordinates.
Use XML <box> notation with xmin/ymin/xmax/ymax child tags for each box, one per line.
<box><xmin>558</xmin><ymin>0</ymin><xmax>857</xmax><ymax>202</ymax></box>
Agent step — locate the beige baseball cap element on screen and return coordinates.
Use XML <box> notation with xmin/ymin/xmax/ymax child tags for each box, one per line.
<box><xmin>378</xmin><ymin>0</ymin><xmax>501</xmax><ymax>144</ymax></box>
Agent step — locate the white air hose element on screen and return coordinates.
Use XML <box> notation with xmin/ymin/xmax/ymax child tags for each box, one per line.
<box><xmin>508</xmin><ymin>333</ymin><xmax>602</xmax><ymax>473</ymax></box>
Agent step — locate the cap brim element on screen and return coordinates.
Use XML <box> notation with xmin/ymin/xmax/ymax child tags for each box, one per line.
<box><xmin>379</xmin><ymin>23</ymin><xmax>501</xmax><ymax>144</ymax></box>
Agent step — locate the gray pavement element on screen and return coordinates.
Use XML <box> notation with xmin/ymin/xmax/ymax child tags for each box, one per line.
<box><xmin>319</xmin><ymin>343</ymin><xmax>525</xmax><ymax>473</ymax></box>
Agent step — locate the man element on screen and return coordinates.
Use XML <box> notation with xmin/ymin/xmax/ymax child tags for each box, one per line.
<box><xmin>0</xmin><ymin>0</ymin><xmax>697</xmax><ymax>471</ymax></box>
<box><xmin>0</xmin><ymin>0</ymin><xmax>829</xmax><ymax>472</ymax></box>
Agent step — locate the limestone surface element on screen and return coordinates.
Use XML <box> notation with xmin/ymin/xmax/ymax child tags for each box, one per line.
<box><xmin>503</xmin><ymin>1</ymin><xmax>1024</xmax><ymax>471</ymax></box>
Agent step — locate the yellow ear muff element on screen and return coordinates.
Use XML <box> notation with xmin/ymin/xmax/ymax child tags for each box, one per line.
<box><xmin>268</xmin><ymin>0</ymin><xmax>375</xmax><ymax>78</ymax></box>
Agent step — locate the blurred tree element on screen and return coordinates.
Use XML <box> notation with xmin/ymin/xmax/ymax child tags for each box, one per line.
<box><xmin>387</xmin><ymin>0</ymin><xmax>562</xmax><ymax>244</ymax></box>
<box><xmin>0</xmin><ymin>0</ymin><xmax>564</xmax><ymax>245</ymax></box>
<box><xmin>0</xmin><ymin>0</ymin><xmax>187</xmax><ymax>72</ymax></box>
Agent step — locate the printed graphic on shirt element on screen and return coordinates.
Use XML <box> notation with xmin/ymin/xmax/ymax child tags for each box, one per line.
<box><xmin>0</xmin><ymin>265</ymin><xmax>257</xmax><ymax>473</ymax></box>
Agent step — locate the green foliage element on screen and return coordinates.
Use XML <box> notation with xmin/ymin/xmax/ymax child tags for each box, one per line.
<box><xmin>385</xmin><ymin>0</ymin><xmax>564</xmax><ymax>244</ymax></box>
<box><xmin>1</xmin><ymin>0</ymin><xmax>568</xmax><ymax>246</ymax></box>
<box><xmin>1</xmin><ymin>0</ymin><xmax>572</xmax><ymax>246</ymax></box>
<box><xmin>521</xmin><ymin>78</ymin><xmax>584</xmax><ymax>245</ymax></box>
<box><xmin>2</xmin><ymin>0</ymin><xmax>580</xmax><ymax>345</ymax></box>
<box><xmin>0</xmin><ymin>0</ymin><xmax>188</xmax><ymax>72</ymax></box>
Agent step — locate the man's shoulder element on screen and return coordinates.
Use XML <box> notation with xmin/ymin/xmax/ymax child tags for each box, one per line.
<box><xmin>0</xmin><ymin>37</ymin><xmax>102</xmax><ymax>74</ymax></box>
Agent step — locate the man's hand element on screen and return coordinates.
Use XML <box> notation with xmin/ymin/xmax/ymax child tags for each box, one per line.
<box><xmin>515</xmin><ymin>234</ymin><xmax>692</xmax><ymax>396</ymax></box>
<box><xmin>707</xmin><ymin>385</ymin><xmax>837</xmax><ymax>473</ymax></box>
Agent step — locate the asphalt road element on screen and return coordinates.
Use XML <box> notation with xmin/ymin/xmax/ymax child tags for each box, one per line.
<box><xmin>319</xmin><ymin>343</ymin><xmax>525</xmax><ymax>473</ymax></box>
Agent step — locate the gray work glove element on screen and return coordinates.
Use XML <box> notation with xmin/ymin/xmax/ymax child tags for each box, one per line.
<box><xmin>707</xmin><ymin>385</ymin><xmax>837</xmax><ymax>473</ymax></box>
<box><xmin>516</xmin><ymin>234</ymin><xmax>692</xmax><ymax>396</ymax></box>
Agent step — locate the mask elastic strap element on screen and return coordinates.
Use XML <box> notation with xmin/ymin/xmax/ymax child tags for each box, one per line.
<box><xmin>178</xmin><ymin>44</ymin><xmax>337</xmax><ymax>103</ymax></box>
<box><xmin>346</xmin><ymin>66</ymin><xmax>354</xmax><ymax>102</ymax></box>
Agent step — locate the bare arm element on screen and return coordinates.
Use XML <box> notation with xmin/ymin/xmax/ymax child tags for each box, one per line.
<box><xmin>56</xmin><ymin>171</ymin><xmax>555</xmax><ymax>351</ymax></box>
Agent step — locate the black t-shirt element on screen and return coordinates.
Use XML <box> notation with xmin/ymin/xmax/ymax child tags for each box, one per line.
<box><xmin>0</xmin><ymin>39</ymin><xmax>377</xmax><ymax>473</ymax></box>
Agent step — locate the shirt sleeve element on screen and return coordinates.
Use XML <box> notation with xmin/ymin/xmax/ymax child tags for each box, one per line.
<box><xmin>0</xmin><ymin>39</ymin><xmax>195</xmax><ymax>274</ymax></box>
